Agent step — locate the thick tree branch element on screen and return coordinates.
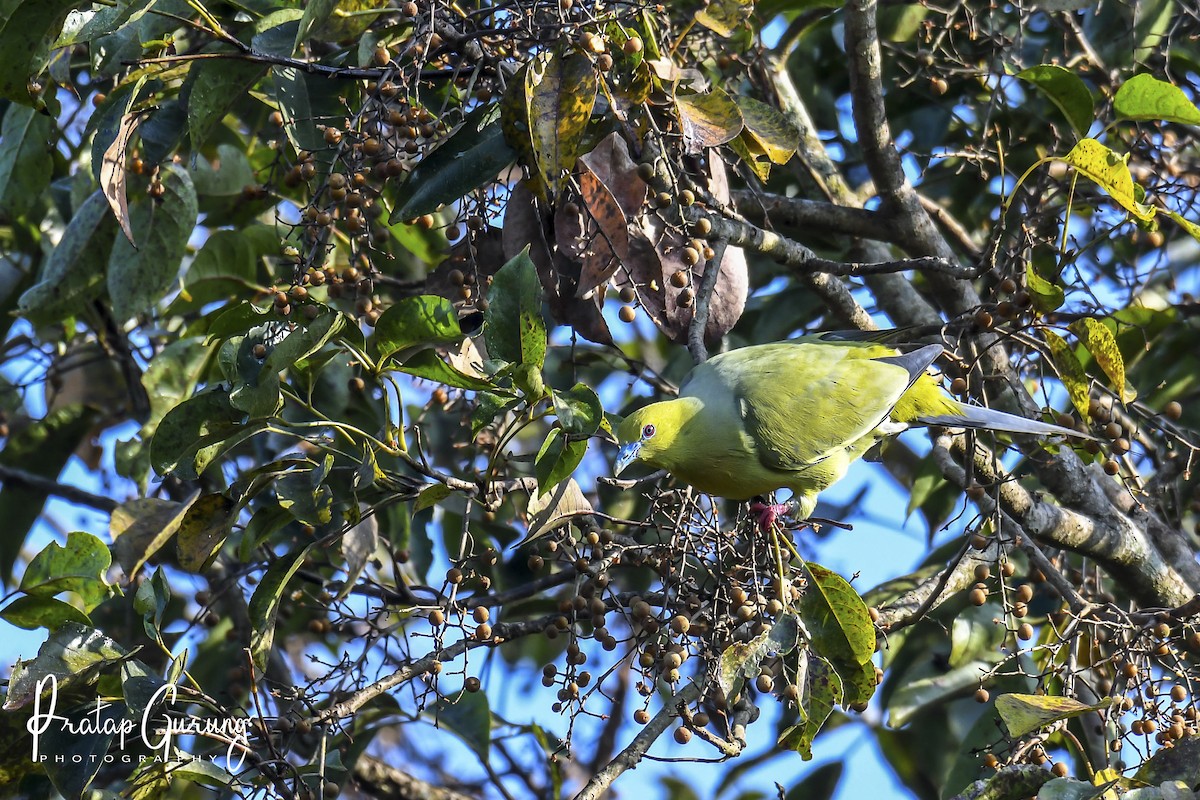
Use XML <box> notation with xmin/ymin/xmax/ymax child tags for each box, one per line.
<box><xmin>0</xmin><ymin>464</ymin><xmax>119</xmax><ymax>513</ymax></box>
<box><xmin>706</xmin><ymin>215</ymin><xmax>979</xmax><ymax>279</ymax></box>
<box><xmin>354</xmin><ymin>754</ymin><xmax>477</xmax><ymax>800</ymax></box>
<box><xmin>949</xmin><ymin>764</ymin><xmax>1056</xmax><ymax>800</ymax></box>
<box><xmin>931</xmin><ymin>436</ymin><xmax>1196</xmax><ymax>607</ymax></box>
<box><xmin>732</xmin><ymin>190</ymin><xmax>889</xmax><ymax>241</ymax></box>
<box><xmin>762</xmin><ymin>57</ymin><xmax>945</xmax><ymax>329</ymax></box>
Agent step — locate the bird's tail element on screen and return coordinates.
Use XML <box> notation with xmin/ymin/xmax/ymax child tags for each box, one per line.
<box><xmin>916</xmin><ymin>404</ymin><xmax>1094</xmax><ymax>439</ymax></box>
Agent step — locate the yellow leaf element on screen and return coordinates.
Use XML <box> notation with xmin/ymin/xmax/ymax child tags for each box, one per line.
<box><xmin>694</xmin><ymin>0</ymin><xmax>754</xmax><ymax>37</ymax></box>
<box><xmin>1163</xmin><ymin>209</ymin><xmax>1200</xmax><ymax>244</ymax></box>
<box><xmin>675</xmin><ymin>88</ymin><xmax>743</xmax><ymax>155</ymax></box>
<box><xmin>1060</xmin><ymin>138</ymin><xmax>1155</xmax><ymax>222</ymax></box>
<box><xmin>996</xmin><ymin>693</ymin><xmax>1118</xmax><ymax>738</ymax></box>
<box><xmin>526</xmin><ymin>50</ymin><xmax>599</xmax><ymax>199</ymax></box>
<box><xmin>1069</xmin><ymin>317</ymin><xmax>1135</xmax><ymax>403</ymax></box>
<box><xmin>1041</xmin><ymin>329</ymin><xmax>1092</xmax><ymax>423</ymax></box>
<box><xmin>736</xmin><ymin>96</ymin><xmax>799</xmax><ymax>165</ymax></box>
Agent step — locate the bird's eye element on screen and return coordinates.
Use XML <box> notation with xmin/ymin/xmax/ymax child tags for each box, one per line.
<box><xmin>641</xmin><ymin>424</ymin><xmax>656</xmax><ymax>439</ymax></box>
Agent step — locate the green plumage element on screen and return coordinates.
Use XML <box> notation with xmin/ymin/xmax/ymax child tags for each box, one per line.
<box><xmin>615</xmin><ymin>337</ymin><xmax>1083</xmax><ymax>519</ymax></box>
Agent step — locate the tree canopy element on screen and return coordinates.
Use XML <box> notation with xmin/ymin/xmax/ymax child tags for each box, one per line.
<box><xmin>1</xmin><ymin>0</ymin><xmax>1200</xmax><ymax>799</ymax></box>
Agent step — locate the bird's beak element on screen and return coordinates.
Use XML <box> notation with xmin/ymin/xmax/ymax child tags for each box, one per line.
<box><xmin>614</xmin><ymin>441</ymin><xmax>642</xmax><ymax>476</ymax></box>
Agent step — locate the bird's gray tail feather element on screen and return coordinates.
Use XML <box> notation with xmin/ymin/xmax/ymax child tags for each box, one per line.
<box><xmin>917</xmin><ymin>405</ymin><xmax>1093</xmax><ymax>439</ymax></box>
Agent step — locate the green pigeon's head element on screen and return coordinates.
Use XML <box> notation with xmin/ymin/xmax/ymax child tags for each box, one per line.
<box><xmin>614</xmin><ymin>399</ymin><xmax>697</xmax><ymax>476</ymax></box>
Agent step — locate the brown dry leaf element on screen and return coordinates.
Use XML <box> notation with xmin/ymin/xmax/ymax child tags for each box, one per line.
<box><xmin>504</xmin><ymin>182</ymin><xmax>613</xmax><ymax>345</ymax></box>
<box><xmin>572</xmin><ymin>133</ymin><xmax>648</xmax><ymax>297</ymax></box>
<box><xmin>101</xmin><ymin>112</ymin><xmax>140</xmax><ymax>245</ymax></box>
<box><xmin>580</xmin><ymin>132</ymin><xmax>647</xmax><ymax>222</ymax></box>
<box><xmin>521</xmin><ymin>478</ymin><xmax>594</xmax><ymax>544</ymax></box>
<box><xmin>645</xmin><ymin>58</ymin><xmax>707</xmax><ymax>90</ymax></box>
<box><xmin>424</xmin><ymin>227</ymin><xmax>506</xmax><ymax>301</ymax></box>
<box><xmin>621</xmin><ymin>156</ymin><xmax>747</xmax><ymax>343</ymax></box>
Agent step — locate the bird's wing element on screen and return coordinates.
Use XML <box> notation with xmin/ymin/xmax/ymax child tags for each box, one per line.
<box><xmin>685</xmin><ymin>341</ymin><xmax>937</xmax><ymax>471</ymax></box>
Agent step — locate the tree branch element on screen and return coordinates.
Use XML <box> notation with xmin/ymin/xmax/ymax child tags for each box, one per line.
<box><xmin>949</xmin><ymin>764</ymin><xmax>1056</xmax><ymax>800</ymax></box>
<box><xmin>0</xmin><ymin>464</ymin><xmax>119</xmax><ymax>513</ymax></box>
<box><xmin>354</xmin><ymin>753</ymin><xmax>478</xmax><ymax>800</ymax></box>
<box><xmin>572</xmin><ymin>681</ymin><xmax>702</xmax><ymax>800</ymax></box>
<box><xmin>706</xmin><ymin>215</ymin><xmax>980</xmax><ymax>279</ymax></box>
<box><xmin>930</xmin><ymin>436</ymin><xmax>1196</xmax><ymax>607</ymax></box>
<box><xmin>732</xmin><ymin>190</ymin><xmax>889</xmax><ymax>241</ymax></box>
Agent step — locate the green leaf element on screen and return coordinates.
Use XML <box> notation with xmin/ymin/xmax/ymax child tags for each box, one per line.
<box><xmin>1113</xmin><ymin>73</ymin><xmax>1200</xmax><ymax>125</ymax></box>
<box><xmin>149</xmin><ymin>388</ymin><xmax>256</xmax><ymax>480</ymax></box>
<box><xmin>834</xmin><ymin>656</ymin><xmax>877</xmax><ymax>708</ymax></box>
<box><xmin>40</xmin><ymin>695</ymin><xmax>126</xmax><ymax>798</ymax></box>
<box><xmin>886</xmin><ymin>658</ymin><xmax>994</xmax><ymax>727</ymax></box>
<box><xmin>798</xmin><ymin>561</ymin><xmax>875</xmax><ymax>667</ymax></box>
<box><xmin>17</xmin><ymin>190</ymin><xmax>118</xmax><ymax>323</ymax></box>
<box><xmin>374</xmin><ymin>295</ymin><xmax>463</xmax><ymax>363</ymax></box>
<box><xmin>1135</xmin><ymin>734</ymin><xmax>1200</xmax><ymax>786</ymax></box>
<box><xmin>276</xmin><ymin>459</ymin><xmax>335</xmax><ymax>526</ymax></box>
<box><xmin>1025</xmin><ymin>265</ymin><xmax>1065</xmax><ymax>313</ymax></box>
<box><xmin>188</xmin><ymin>142</ymin><xmax>257</xmax><ymax>195</ymax></box>
<box><xmin>1041</xmin><ymin>329</ymin><xmax>1092</xmax><ymax>424</ymax></box>
<box><xmin>534</xmin><ymin>428</ymin><xmax>587</xmax><ymax>497</ymax></box>
<box><xmin>0</xmin><ymin>404</ymin><xmax>95</xmax><ymax>583</ymax></box>
<box><xmin>785</xmin><ymin>762</ymin><xmax>843</xmax><ymax>800</ymax></box>
<box><xmin>186</xmin><ymin>57</ymin><xmax>266</xmax><ymax>149</ymax></box>
<box><xmin>179</xmin><ymin>227</ymin><xmax>262</xmax><ymax>309</ymax></box>
<box><xmin>694</xmin><ymin>0</ymin><xmax>754</xmax><ymax>36</ymax></box>
<box><xmin>175</xmin><ymin>493</ymin><xmax>236</xmax><ymax>573</ymax></box>
<box><xmin>0</xmin><ymin>0</ymin><xmax>81</xmax><ymax>106</ymax></box>
<box><xmin>110</xmin><ymin>494</ymin><xmax>196</xmax><ymax>579</ymax></box>
<box><xmin>107</xmin><ymin>162</ymin><xmax>199</xmax><ymax>320</ymax></box>
<box><xmin>484</xmin><ymin>251</ymin><xmax>546</xmax><ymax>367</ymax></box>
<box><xmin>20</xmin><ymin>531</ymin><xmax>112</xmax><ymax>611</ymax></box>
<box><xmin>433</xmin><ymin>690</ymin><xmax>491</xmax><ymax>762</ymax></box>
<box><xmin>133</xmin><ymin>567</ymin><xmax>170</xmax><ymax>640</ymax></box>
<box><xmin>905</xmin><ymin>449</ymin><xmax>959</xmax><ymax>532</ymax></box>
<box><xmin>272</xmin><ymin>63</ymin><xmax>343</xmax><ymax>162</ymax></box>
<box><xmin>392</xmin><ymin>349</ymin><xmax>494</xmax><ymax>391</ymax></box>
<box><xmin>1069</xmin><ymin>317</ymin><xmax>1135</xmax><ymax>403</ymax></box>
<box><xmin>229</xmin><ymin>308</ymin><xmax>346</xmax><ymax>416</ymax></box>
<box><xmin>675</xmin><ymin>88</ymin><xmax>744</xmax><ymax>154</ymax></box>
<box><xmin>414</xmin><ymin>483</ymin><xmax>453</xmax><ymax>513</ymax></box>
<box><xmin>995</xmin><ymin>693</ymin><xmax>1117</xmax><ymax>738</ymax></box>
<box><xmin>140</xmin><ymin>337</ymin><xmax>214</xmax><ymax>432</ymax></box>
<box><xmin>0</xmin><ymin>103</ymin><xmax>52</xmax><ymax>216</ymax></box>
<box><xmin>1016</xmin><ymin>65</ymin><xmax>1094</xmax><ymax>137</ymax></box>
<box><xmin>1059</xmin><ymin>138</ymin><xmax>1155</xmax><ymax>222</ymax></box>
<box><xmin>252</xmin><ymin>8</ymin><xmax>303</xmax><ymax>59</ymax></box>
<box><xmin>389</xmin><ymin>103</ymin><xmax>516</xmax><ymax>222</ymax></box>
<box><xmin>248</xmin><ymin>546</ymin><xmax>312</xmax><ymax>671</ymax></box>
<box><xmin>293</xmin><ymin>0</ymin><xmax>338</xmax><ymax>50</ymax></box>
<box><xmin>526</xmin><ymin>50</ymin><xmax>599</xmax><ymax>199</ymax></box>
<box><xmin>0</xmin><ymin>595</ymin><xmax>91</xmax><ymax>631</ymax></box>
<box><xmin>778</xmin><ymin>654</ymin><xmax>842</xmax><ymax>761</ymax></box>
<box><xmin>719</xmin><ymin>613</ymin><xmax>801</xmax><ymax>699</ymax></box>
<box><xmin>553</xmin><ymin>383</ymin><xmax>602</xmax><ymax>436</ymax></box>
<box><xmin>471</xmin><ymin>391</ymin><xmax>520</xmax><ymax>435</ymax></box>
<box><xmin>4</xmin><ymin>622</ymin><xmax>129</xmax><ymax>710</ymax></box>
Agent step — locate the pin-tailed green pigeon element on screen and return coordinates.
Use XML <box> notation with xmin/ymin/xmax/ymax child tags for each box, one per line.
<box><xmin>614</xmin><ymin>337</ymin><xmax>1086</xmax><ymax>524</ymax></box>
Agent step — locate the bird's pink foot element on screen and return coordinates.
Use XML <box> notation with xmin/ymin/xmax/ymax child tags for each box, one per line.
<box><xmin>750</xmin><ymin>501</ymin><xmax>794</xmax><ymax>533</ymax></box>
